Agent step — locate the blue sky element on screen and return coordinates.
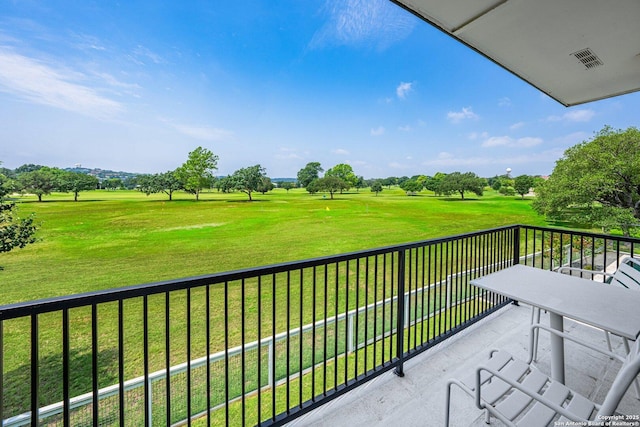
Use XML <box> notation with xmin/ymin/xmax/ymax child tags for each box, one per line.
<box><xmin>1</xmin><ymin>0</ymin><xmax>639</xmax><ymax>179</ymax></box>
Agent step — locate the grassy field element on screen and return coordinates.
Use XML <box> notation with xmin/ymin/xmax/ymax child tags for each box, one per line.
<box><xmin>0</xmin><ymin>189</ymin><xmax>545</xmax><ymax>304</ymax></box>
<box><xmin>0</xmin><ymin>187</ymin><xmax>548</xmax><ymax>421</ymax></box>
<box><xmin>1</xmin><ymin>187</ymin><xmax>547</xmax><ymax>304</ymax></box>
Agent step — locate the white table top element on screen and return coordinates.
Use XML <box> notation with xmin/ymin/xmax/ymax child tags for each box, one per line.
<box><xmin>471</xmin><ymin>264</ymin><xmax>640</xmax><ymax>340</ymax></box>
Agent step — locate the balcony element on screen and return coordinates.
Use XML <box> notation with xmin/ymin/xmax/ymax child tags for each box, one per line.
<box><xmin>288</xmin><ymin>302</ymin><xmax>639</xmax><ymax>426</ymax></box>
<box><xmin>1</xmin><ymin>225</ymin><xmax>639</xmax><ymax>426</ymax></box>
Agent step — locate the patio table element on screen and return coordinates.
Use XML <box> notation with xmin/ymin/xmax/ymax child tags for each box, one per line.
<box><xmin>470</xmin><ymin>264</ymin><xmax>640</xmax><ymax>384</ymax></box>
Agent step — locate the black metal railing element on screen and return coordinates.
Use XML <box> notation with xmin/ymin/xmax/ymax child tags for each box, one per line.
<box><xmin>1</xmin><ymin>225</ymin><xmax>638</xmax><ymax>426</ymax></box>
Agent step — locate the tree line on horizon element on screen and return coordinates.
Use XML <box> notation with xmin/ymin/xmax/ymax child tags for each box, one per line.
<box><xmin>1</xmin><ymin>147</ymin><xmax>540</xmax><ymax>203</ymax></box>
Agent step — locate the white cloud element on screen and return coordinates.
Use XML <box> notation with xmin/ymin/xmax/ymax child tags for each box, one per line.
<box><xmin>310</xmin><ymin>0</ymin><xmax>415</xmax><ymax>50</ymax></box>
<box><xmin>389</xmin><ymin>161</ymin><xmax>411</xmax><ymax>170</ymax></box>
<box><xmin>275</xmin><ymin>152</ymin><xmax>302</xmax><ymax>160</ymax></box>
<box><xmin>370</xmin><ymin>126</ymin><xmax>385</xmax><ymax>136</ymax></box>
<box><xmin>468</xmin><ymin>131</ymin><xmax>488</xmax><ymax>140</ymax></box>
<box><xmin>275</xmin><ymin>147</ymin><xmax>302</xmax><ymax>160</ymax></box>
<box><xmin>332</xmin><ymin>148</ymin><xmax>350</xmax><ymax>155</ymax></box>
<box><xmin>171</xmin><ymin>123</ymin><xmax>234</xmax><ymax>141</ymax></box>
<box><xmin>482</xmin><ymin>136</ymin><xmax>512</xmax><ymax>147</ymax></box>
<box><xmin>0</xmin><ymin>47</ymin><xmax>123</xmax><ymax>119</ymax></box>
<box><xmin>423</xmin><ymin>149</ymin><xmax>560</xmax><ymax>168</ymax></box>
<box><xmin>398</xmin><ymin>125</ymin><xmax>411</xmax><ymax>132</ymax></box>
<box><xmin>510</xmin><ymin>121</ymin><xmax>525</xmax><ymax>130</ymax></box>
<box><xmin>498</xmin><ymin>97</ymin><xmax>511</xmax><ymax>107</ymax></box>
<box><xmin>424</xmin><ymin>152</ymin><xmax>491</xmax><ymax>167</ymax></box>
<box><xmin>130</xmin><ymin>45</ymin><xmax>164</xmax><ymax>65</ymax></box>
<box><xmin>546</xmin><ymin>109</ymin><xmax>595</xmax><ymax>123</ymax></box>
<box><xmin>517</xmin><ymin>137</ymin><xmax>543</xmax><ymax>147</ymax></box>
<box><xmin>396</xmin><ymin>81</ymin><xmax>412</xmax><ymax>99</ymax></box>
<box><xmin>481</xmin><ymin>135</ymin><xmax>543</xmax><ymax>148</ymax></box>
<box><xmin>447</xmin><ymin>107</ymin><xmax>479</xmax><ymax>124</ymax></box>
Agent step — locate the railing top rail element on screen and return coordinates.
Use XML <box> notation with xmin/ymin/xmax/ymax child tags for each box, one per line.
<box><xmin>520</xmin><ymin>224</ymin><xmax>640</xmax><ymax>244</ymax></box>
<box><xmin>0</xmin><ymin>225</ymin><xmax>521</xmax><ymax>320</ymax></box>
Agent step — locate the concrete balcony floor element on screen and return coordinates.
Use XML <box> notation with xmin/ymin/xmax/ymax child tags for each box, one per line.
<box><xmin>286</xmin><ymin>304</ymin><xmax>640</xmax><ymax>426</ymax></box>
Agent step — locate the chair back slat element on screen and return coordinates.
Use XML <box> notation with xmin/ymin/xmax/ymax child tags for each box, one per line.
<box><xmin>611</xmin><ymin>258</ymin><xmax>640</xmax><ymax>290</ymax></box>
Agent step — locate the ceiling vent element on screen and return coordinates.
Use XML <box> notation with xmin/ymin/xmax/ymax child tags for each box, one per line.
<box><xmin>572</xmin><ymin>48</ymin><xmax>603</xmax><ymax>69</ymax></box>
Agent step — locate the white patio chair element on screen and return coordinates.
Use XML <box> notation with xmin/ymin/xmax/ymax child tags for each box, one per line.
<box><xmin>531</xmin><ymin>256</ymin><xmax>640</xmax><ymax>361</ymax></box>
<box><xmin>445</xmin><ymin>324</ymin><xmax>640</xmax><ymax>426</ymax></box>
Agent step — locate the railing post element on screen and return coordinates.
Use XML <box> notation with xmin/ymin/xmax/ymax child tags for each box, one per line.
<box><xmin>512</xmin><ymin>226</ymin><xmax>522</xmax><ymax>306</ymax></box>
<box><xmin>394</xmin><ymin>250</ymin><xmax>406</xmax><ymax>377</ymax></box>
<box><xmin>31</xmin><ymin>314</ymin><xmax>39</xmax><ymax>427</ymax></box>
<box><xmin>513</xmin><ymin>226</ymin><xmax>521</xmax><ymax>265</ymax></box>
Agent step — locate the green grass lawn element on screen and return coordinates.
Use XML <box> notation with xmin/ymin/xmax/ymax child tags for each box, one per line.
<box><xmin>0</xmin><ymin>189</ymin><xmax>545</xmax><ymax>304</ymax></box>
<box><xmin>0</xmin><ymin>187</ymin><xmax>547</xmax><ymax>421</ymax></box>
<box><xmin>1</xmin><ymin>187</ymin><xmax>546</xmax><ymax>304</ymax></box>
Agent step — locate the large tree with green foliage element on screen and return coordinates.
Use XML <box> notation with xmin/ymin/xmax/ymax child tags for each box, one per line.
<box><xmin>424</xmin><ymin>172</ymin><xmax>447</xmax><ymax>196</ymax></box>
<box><xmin>439</xmin><ymin>172</ymin><xmax>484</xmax><ymax>199</ymax></box>
<box><xmin>0</xmin><ymin>170</ymin><xmax>36</xmax><ymax>266</ymax></box>
<box><xmin>297</xmin><ymin>162</ymin><xmax>323</xmax><ymax>188</ymax></box>
<box><xmin>513</xmin><ymin>175</ymin><xmax>534</xmax><ymax>199</ymax></box>
<box><xmin>17</xmin><ymin>167</ymin><xmax>59</xmax><ymax>202</ymax></box>
<box><xmin>257</xmin><ymin>176</ymin><xmax>274</xmax><ymax>194</ymax></box>
<box><xmin>103</xmin><ymin>178</ymin><xmax>123</xmax><ymax>191</ymax></box>
<box><xmin>175</xmin><ymin>147</ymin><xmax>218</xmax><ymax>201</ymax></box>
<box><xmin>315</xmin><ymin>176</ymin><xmax>346</xmax><ymax>199</ymax></box>
<box><xmin>370</xmin><ymin>180</ymin><xmax>383</xmax><ymax>196</ymax></box>
<box><xmin>230</xmin><ymin>165</ymin><xmax>267</xmax><ymax>201</ymax></box>
<box><xmin>59</xmin><ymin>171</ymin><xmax>99</xmax><ymax>201</ymax></box>
<box><xmin>325</xmin><ymin>163</ymin><xmax>357</xmax><ymax>193</ymax></box>
<box><xmin>400</xmin><ymin>179</ymin><xmax>423</xmax><ymax>195</ymax></box>
<box><xmin>138</xmin><ymin>171</ymin><xmax>183</xmax><ymax>201</ymax></box>
<box><xmin>279</xmin><ymin>181</ymin><xmax>295</xmax><ymax>192</ymax></box>
<box><xmin>533</xmin><ymin>126</ymin><xmax>640</xmax><ymax>236</ymax></box>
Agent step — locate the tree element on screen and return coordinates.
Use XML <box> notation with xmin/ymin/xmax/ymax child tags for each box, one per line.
<box><xmin>439</xmin><ymin>172</ymin><xmax>484</xmax><ymax>199</ymax></box>
<box><xmin>382</xmin><ymin>177</ymin><xmax>397</xmax><ymax>188</ymax></box>
<box><xmin>424</xmin><ymin>172</ymin><xmax>447</xmax><ymax>196</ymax></box>
<box><xmin>17</xmin><ymin>167</ymin><xmax>59</xmax><ymax>202</ymax></box>
<box><xmin>14</xmin><ymin>164</ymin><xmax>44</xmax><ymax>174</ymax></box>
<box><xmin>59</xmin><ymin>171</ymin><xmax>99</xmax><ymax>201</ymax></box>
<box><xmin>306</xmin><ymin>179</ymin><xmax>321</xmax><ymax>194</ymax></box>
<box><xmin>0</xmin><ymin>167</ymin><xmax>15</xmax><ymax>179</ymax></box>
<box><xmin>0</xmin><ymin>170</ymin><xmax>37</xmax><ymax>266</ymax></box>
<box><xmin>135</xmin><ymin>174</ymin><xmax>155</xmax><ymax>195</ymax></box>
<box><xmin>138</xmin><ymin>171</ymin><xmax>183</xmax><ymax>201</ymax></box>
<box><xmin>103</xmin><ymin>178</ymin><xmax>123</xmax><ymax>190</ymax></box>
<box><xmin>325</xmin><ymin>163</ymin><xmax>357</xmax><ymax>193</ymax></box>
<box><xmin>533</xmin><ymin>126</ymin><xmax>640</xmax><ymax>236</ymax></box>
<box><xmin>400</xmin><ymin>179</ymin><xmax>423</xmax><ymax>195</ymax></box>
<box><xmin>230</xmin><ymin>165</ymin><xmax>267</xmax><ymax>201</ymax></box>
<box><xmin>315</xmin><ymin>176</ymin><xmax>346</xmax><ymax>199</ymax></box>
<box><xmin>175</xmin><ymin>147</ymin><xmax>218</xmax><ymax>201</ymax></box>
<box><xmin>280</xmin><ymin>181</ymin><xmax>295</xmax><ymax>192</ymax></box>
<box><xmin>257</xmin><ymin>176</ymin><xmax>274</xmax><ymax>194</ymax></box>
<box><xmin>297</xmin><ymin>162</ymin><xmax>323</xmax><ymax>188</ymax></box>
<box><xmin>370</xmin><ymin>180</ymin><xmax>383</xmax><ymax>196</ymax></box>
<box><xmin>215</xmin><ymin>176</ymin><xmax>235</xmax><ymax>193</ymax></box>
<box><xmin>513</xmin><ymin>175</ymin><xmax>534</xmax><ymax>199</ymax></box>
<box><xmin>144</xmin><ymin>171</ymin><xmax>184</xmax><ymax>201</ymax></box>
